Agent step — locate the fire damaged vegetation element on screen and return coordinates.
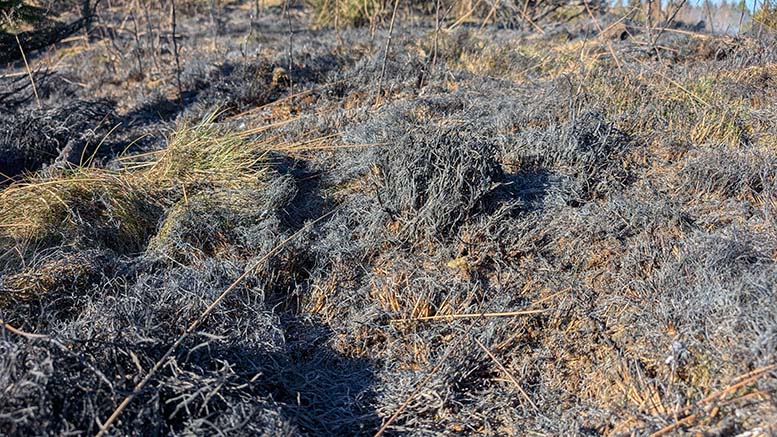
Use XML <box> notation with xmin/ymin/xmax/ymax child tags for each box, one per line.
<box><xmin>0</xmin><ymin>99</ymin><xmax>117</xmax><ymax>179</ymax></box>
<box><xmin>1</xmin><ymin>1</ymin><xmax>777</xmax><ymax>436</ymax></box>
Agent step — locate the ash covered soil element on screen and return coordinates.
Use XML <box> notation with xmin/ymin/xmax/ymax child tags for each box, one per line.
<box><xmin>1</xmin><ymin>1</ymin><xmax>777</xmax><ymax>435</ymax></box>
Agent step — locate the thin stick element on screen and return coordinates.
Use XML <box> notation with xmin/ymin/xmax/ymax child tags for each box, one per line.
<box><xmin>445</xmin><ymin>0</ymin><xmax>484</xmax><ymax>32</ymax></box>
<box><xmin>0</xmin><ymin>318</ymin><xmax>49</xmax><ymax>340</ymax></box>
<box><xmin>653</xmin><ymin>0</ymin><xmax>688</xmax><ymax>44</ymax></box>
<box><xmin>241</xmin><ymin>2</ymin><xmax>256</xmax><ymax>59</ymax></box>
<box><xmin>480</xmin><ymin>0</ymin><xmax>500</xmax><ymax>30</ymax></box>
<box><xmin>704</xmin><ymin>0</ymin><xmax>715</xmax><ymax>34</ymax></box>
<box><xmin>655</xmin><ymin>69</ymin><xmax>710</xmax><ymax>107</ymax></box>
<box><xmin>170</xmin><ymin>0</ymin><xmax>183</xmax><ymax>103</ymax></box>
<box><xmin>143</xmin><ymin>0</ymin><xmax>161</xmax><ymax>73</ymax></box>
<box><xmin>377</xmin><ymin>0</ymin><xmax>401</xmax><ymax>102</ymax></box>
<box><xmin>391</xmin><ymin>308</ymin><xmax>546</xmax><ymax>323</ymax></box>
<box><xmin>432</xmin><ymin>0</ymin><xmax>441</xmax><ymax>67</ymax></box>
<box><xmin>729</xmin><ymin>364</ymin><xmax>777</xmax><ymax>384</ymax></box>
<box><xmin>285</xmin><ymin>0</ymin><xmax>294</xmax><ymax>96</ymax></box>
<box><xmin>737</xmin><ymin>0</ymin><xmax>746</xmax><ymax>35</ymax></box>
<box><xmin>684</xmin><ymin>365</ymin><xmax>775</xmax><ymax>412</ymax></box>
<box><xmin>94</xmin><ymin>208</ymin><xmax>340</xmax><ymax>437</ymax></box>
<box><xmin>513</xmin><ymin>0</ymin><xmax>544</xmax><ymax>34</ymax></box>
<box><xmin>655</xmin><ymin>25</ymin><xmax>709</xmax><ymax>40</ymax></box>
<box><xmin>15</xmin><ymin>35</ymin><xmax>42</xmax><ymax>109</ymax></box>
<box><xmin>474</xmin><ymin>338</ymin><xmax>538</xmax><ymax>412</ymax></box>
<box><xmin>583</xmin><ymin>0</ymin><xmax>622</xmax><ymax>70</ymax></box>
<box><xmin>334</xmin><ymin>0</ymin><xmax>341</xmax><ymax>42</ymax></box>
<box><xmin>130</xmin><ymin>0</ymin><xmax>144</xmax><ymax>79</ymax></box>
<box><xmin>650</xmin><ymin>364</ymin><xmax>776</xmax><ymax>437</ymax></box>
<box><xmin>650</xmin><ymin>413</ymin><xmax>698</xmax><ymax>437</ymax></box>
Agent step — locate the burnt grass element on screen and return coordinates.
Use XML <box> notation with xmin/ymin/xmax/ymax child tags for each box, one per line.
<box><xmin>1</xmin><ymin>1</ymin><xmax>777</xmax><ymax>436</ymax></box>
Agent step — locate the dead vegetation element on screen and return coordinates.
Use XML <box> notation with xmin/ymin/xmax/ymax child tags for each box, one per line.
<box><xmin>1</xmin><ymin>0</ymin><xmax>776</xmax><ymax>436</ymax></box>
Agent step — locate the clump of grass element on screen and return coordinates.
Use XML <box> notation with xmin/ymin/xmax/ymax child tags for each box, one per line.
<box><xmin>0</xmin><ymin>169</ymin><xmax>159</xmax><ymax>256</ymax></box>
<box><xmin>1</xmin><ymin>112</ymin><xmax>270</xmax><ymax>265</ymax></box>
<box><xmin>141</xmin><ymin>112</ymin><xmax>269</xmax><ymax>190</ymax></box>
<box><xmin>1</xmin><ymin>249</ymin><xmax>111</xmax><ymax>307</ymax></box>
<box><xmin>147</xmin><ymin>188</ymin><xmax>267</xmax><ymax>263</ymax></box>
<box><xmin>582</xmin><ymin>64</ymin><xmax>755</xmax><ymax>149</ymax></box>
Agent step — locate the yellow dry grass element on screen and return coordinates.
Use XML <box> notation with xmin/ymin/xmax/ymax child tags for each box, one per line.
<box><xmin>0</xmin><ymin>111</ymin><xmax>272</xmax><ymax>260</ymax></box>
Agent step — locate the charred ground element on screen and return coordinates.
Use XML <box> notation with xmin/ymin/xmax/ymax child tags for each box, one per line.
<box><xmin>1</xmin><ymin>1</ymin><xmax>776</xmax><ymax>435</ymax></box>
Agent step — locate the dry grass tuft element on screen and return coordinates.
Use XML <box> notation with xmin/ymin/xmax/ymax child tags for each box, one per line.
<box><xmin>0</xmin><ymin>170</ymin><xmax>158</xmax><ymax>255</ymax></box>
<box><xmin>1</xmin><ymin>111</ymin><xmax>271</xmax><ymax>265</ymax></box>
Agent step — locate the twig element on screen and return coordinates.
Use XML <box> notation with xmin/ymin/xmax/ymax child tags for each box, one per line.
<box><xmin>730</xmin><ymin>364</ymin><xmax>777</xmax><ymax>384</ymax></box>
<box><xmin>130</xmin><ymin>0</ymin><xmax>145</xmax><ymax>79</ymax></box>
<box><xmin>480</xmin><ymin>0</ymin><xmax>500</xmax><ymax>30</ymax></box>
<box><xmin>209</xmin><ymin>0</ymin><xmax>219</xmax><ymax>51</ymax></box>
<box><xmin>704</xmin><ymin>0</ymin><xmax>715</xmax><ymax>35</ymax></box>
<box><xmin>143</xmin><ymin>0</ymin><xmax>161</xmax><ymax>73</ymax></box>
<box><xmin>93</xmin><ymin>208</ymin><xmax>341</xmax><ymax>437</ymax></box>
<box><xmin>432</xmin><ymin>0</ymin><xmax>441</xmax><ymax>67</ymax></box>
<box><xmin>517</xmin><ymin>0</ymin><xmax>545</xmax><ymax>34</ymax></box>
<box><xmin>334</xmin><ymin>0</ymin><xmax>341</xmax><ymax>42</ymax></box>
<box><xmin>285</xmin><ymin>0</ymin><xmax>294</xmax><ymax>96</ymax></box>
<box><xmin>0</xmin><ymin>318</ymin><xmax>49</xmax><ymax>340</ymax></box>
<box><xmin>650</xmin><ymin>413</ymin><xmax>698</xmax><ymax>436</ymax></box>
<box><xmin>652</xmin><ymin>0</ymin><xmax>688</xmax><ymax>44</ymax></box>
<box><xmin>474</xmin><ymin>338</ymin><xmax>538</xmax><ymax>412</ymax></box>
<box><xmin>14</xmin><ymin>34</ymin><xmax>42</xmax><ymax>109</ymax></box>
<box><xmin>391</xmin><ymin>308</ymin><xmax>546</xmax><ymax>322</ymax></box>
<box><xmin>650</xmin><ymin>364</ymin><xmax>776</xmax><ymax>437</ymax></box>
<box><xmin>583</xmin><ymin>0</ymin><xmax>621</xmax><ymax>70</ymax></box>
<box><xmin>445</xmin><ymin>0</ymin><xmax>484</xmax><ymax>32</ymax></box>
<box><xmin>654</xmin><ymin>69</ymin><xmax>710</xmax><ymax>107</ymax></box>
<box><xmin>685</xmin><ymin>364</ymin><xmax>775</xmax><ymax>412</ymax></box>
<box><xmin>170</xmin><ymin>0</ymin><xmax>183</xmax><ymax>103</ymax></box>
<box><xmin>377</xmin><ymin>0</ymin><xmax>401</xmax><ymax>102</ymax></box>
